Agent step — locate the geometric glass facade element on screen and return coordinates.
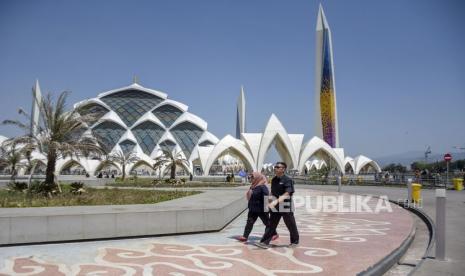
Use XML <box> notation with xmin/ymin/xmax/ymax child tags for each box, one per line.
<box><xmin>119</xmin><ymin>139</ymin><xmax>136</xmax><ymax>155</ymax></box>
<box><xmin>69</xmin><ymin>83</ymin><xmax>219</xmax><ymax>162</ymax></box>
<box><xmin>171</xmin><ymin>121</ymin><xmax>204</xmax><ymax>158</ymax></box>
<box><xmin>152</xmin><ymin>105</ymin><xmax>183</xmax><ymax>128</ymax></box>
<box><xmin>92</xmin><ymin>121</ymin><xmax>126</xmax><ymax>152</ymax></box>
<box><xmin>78</xmin><ymin>103</ymin><xmax>109</xmax><ymax>126</ymax></box>
<box><xmin>159</xmin><ymin>140</ymin><xmax>177</xmax><ymax>153</ymax></box>
<box><xmin>65</xmin><ymin>125</ymin><xmax>88</xmax><ymax>142</ymax></box>
<box><xmin>101</xmin><ymin>89</ymin><xmax>163</xmax><ymax>127</ymax></box>
<box><xmin>132</xmin><ymin>121</ymin><xmax>165</xmax><ymax>155</ymax></box>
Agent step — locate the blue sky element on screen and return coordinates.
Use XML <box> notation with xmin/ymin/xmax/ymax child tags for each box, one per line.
<box><xmin>0</xmin><ymin>0</ymin><xmax>464</xmax><ymax>160</ymax></box>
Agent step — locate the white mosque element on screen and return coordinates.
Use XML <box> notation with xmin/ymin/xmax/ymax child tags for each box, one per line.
<box><xmin>0</xmin><ymin>5</ymin><xmax>381</xmax><ymax>178</ymax></box>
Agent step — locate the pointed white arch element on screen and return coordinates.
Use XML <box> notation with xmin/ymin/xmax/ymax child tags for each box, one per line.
<box><xmin>203</xmin><ymin>135</ymin><xmax>256</xmax><ymax>176</ymax></box>
<box><xmin>132</xmin><ymin>111</ymin><xmax>165</xmax><ymax>130</ymax></box>
<box><xmin>344</xmin><ymin>156</ymin><xmax>355</xmax><ymax>173</ymax></box>
<box><xmin>198</xmin><ymin>131</ymin><xmax>220</xmax><ymax>145</ymax></box>
<box><xmin>97</xmin><ymin>111</ymin><xmax>128</xmax><ymax>130</ymax></box>
<box><xmin>56</xmin><ymin>158</ymin><xmax>87</xmax><ymax>175</ymax></box>
<box><xmin>152</xmin><ymin>99</ymin><xmax>188</xmax><ymax>113</ymax></box>
<box><xmin>318</xmin><ymin>160</ymin><xmax>328</xmax><ymax>170</ymax></box>
<box><xmin>73</xmin><ymin>99</ymin><xmax>112</xmax><ymax>128</ymax></box>
<box><xmin>170</xmin><ymin>112</ymin><xmax>208</xmax><ymax>131</ymax></box>
<box><xmin>94</xmin><ymin>161</ymin><xmax>122</xmax><ymax>175</ymax></box>
<box><xmin>161</xmin><ymin>161</ymin><xmax>191</xmax><ymax>176</ymax></box>
<box><xmin>29</xmin><ymin>159</ymin><xmax>47</xmax><ymax>174</ymax></box>
<box><xmin>126</xmin><ymin>155</ymin><xmax>154</xmax><ymax>174</ymax></box>
<box><xmin>195</xmin><ymin>145</ymin><xmax>215</xmax><ymax>173</ymax></box>
<box><xmin>354</xmin><ymin>155</ymin><xmax>381</xmax><ymax>175</ymax></box>
<box><xmin>298</xmin><ymin>136</ymin><xmax>344</xmax><ymax>173</ymax></box>
<box><xmin>73</xmin><ymin>98</ymin><xmax>112</xmax><ymax>112</ymax></box>
<box><xmin>241</xmin><ymin>133</ymin><xmax>262</xmax><ymax>162</ymax></box>
<box><xmin>256</xmin><ymin>114</ymin><xmax>298</xmax><ymax>170</ymax></box>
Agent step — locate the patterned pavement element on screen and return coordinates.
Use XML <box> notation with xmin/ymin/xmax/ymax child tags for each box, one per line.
<box><xmin>0</xmin><ymin>189</ymin><xmax>414</xmax><ymax>275</ymax></box>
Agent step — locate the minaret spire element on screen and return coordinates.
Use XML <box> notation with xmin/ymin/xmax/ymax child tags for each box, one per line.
<box><xmin>236</xmin><ymin>86</ymin><xmax>246</xmax><ymax>139</ymax></box>
<box><xmin>30</xmin><ymin>79</ymin><xmax>42</xmax><ymax>136</ymax></box>
<box><xmin>314</xmin><ymin>4</ymin><xmax>339</xmax><ymax>148</ymax></box>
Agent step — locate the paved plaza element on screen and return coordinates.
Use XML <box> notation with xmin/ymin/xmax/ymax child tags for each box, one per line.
<box><xmin>0</xmin><ymin>188</ymin><xmax>414</xmax><ymax>275</ymax></box>
<box><xmin>307</xmin><ymin>185</ymin><xmax>465</xmax><ymax>276</ymax></box>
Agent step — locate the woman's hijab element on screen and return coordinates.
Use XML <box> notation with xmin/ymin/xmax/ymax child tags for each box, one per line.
<box><xmin>247</xmin><ymin>172</ymin><xmax>268</xmax><ymax>200</ymax></box>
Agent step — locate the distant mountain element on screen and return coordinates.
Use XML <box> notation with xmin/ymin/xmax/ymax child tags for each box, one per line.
<box><xmin>374</xmin><ymin>151</ymin><xmax>465</xmax><ymax>167</ymax></box>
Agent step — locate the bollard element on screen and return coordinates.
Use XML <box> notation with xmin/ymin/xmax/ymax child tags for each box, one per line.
<box><xmin>337</xmin><ymin>176</ymin><xmax>341</xmax><ymax>193</ymax></box>
<box><xmin>436</xmin><ymin>188</ymin><xmax>446</xmax><ymax>261</ymax></box>
<box><xmin>412</xmin><ymin>183</ymin><xmax>422</xmax><ymax>204</ymax></box>
<box><xmin>407</xmin><ymin>178</ymin><xmax>412</xmax><ymax>203</ymax></box>
<box><xmin>452</xmin><ymin>178</ymin><xmax>464</xmax><ymax>191</ymax></box>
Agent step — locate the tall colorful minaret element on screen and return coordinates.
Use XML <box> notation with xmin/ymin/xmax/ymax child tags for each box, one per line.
<box><xmin>314</xmin><ymin>4</ymin><xmax>339</xmax><ymax>148</ymax></box>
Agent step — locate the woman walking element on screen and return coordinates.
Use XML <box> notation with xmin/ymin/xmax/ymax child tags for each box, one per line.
<box><xmin>238</xmin><ymin>172</ymin><xmax>278</xmax><ymax>242</ymax></box>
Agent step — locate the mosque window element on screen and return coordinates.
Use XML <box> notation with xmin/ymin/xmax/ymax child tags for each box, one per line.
<box><xmin>170</xmin><ymin>122</ymin><xmax>204</xmax><ymax>158</ymax></box>
<box><xmin>92</xmin><ymin>121</ymin><xmax>126</xmax><ymax>152</ymax></box>
<box><xmin>152</xmin><ymin>105</ymin><xmax>183</xmax><ymax>128</ymax></box>
<box><xmin>159</xmin><ymin>140</ymin><xmax>177</xmax><ymax>153</ymax></box>
<box><xmin>119</xmin><ymin>139</ymin><xmax>136</xmax><ymax>155</ymax></box>
<box><xmin>101</xmin><ymin>90</ymin><xmax>163</xmax><ymax>127</ymax></box>
<box><xmin>78</xmin><ymin>103</ymin><xmax>109</xmax><ymax>126</ymax></box>
<box><xmin>132</xmin><ymin>121</ymin><xmax>165</xmax><ymax>155</ymax></box>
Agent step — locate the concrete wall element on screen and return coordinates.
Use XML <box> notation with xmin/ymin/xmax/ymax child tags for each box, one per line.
<box><xmin>0</xmin><ymin>189</ymin><xmax>247</xmax><ymax>245</ymax></box>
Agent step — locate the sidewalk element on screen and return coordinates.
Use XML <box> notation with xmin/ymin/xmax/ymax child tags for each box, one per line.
<box><xmin>0</xmin><ymin>187</ymin><xmax>413</xmax><ymax>275</ymax></box>
<box><xmin>305</xmin><ymin>184</ymin><xmax>465</xmax><ymax>275</ymax></box>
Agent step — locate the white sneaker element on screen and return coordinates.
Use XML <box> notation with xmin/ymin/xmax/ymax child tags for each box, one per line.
<box><xmin>255</xmin><ymin>242</ymin><xmax>270</xmax><ymax>249</ymax></box>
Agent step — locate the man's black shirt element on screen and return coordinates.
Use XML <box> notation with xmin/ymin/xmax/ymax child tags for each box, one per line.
<box><xmin>270</xmin><ymin>174</ymin><xmax>295</xmax><ymax>212</ymax></box>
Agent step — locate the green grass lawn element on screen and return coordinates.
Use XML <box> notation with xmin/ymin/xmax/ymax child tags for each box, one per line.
<box><xmin>0</xmin><ymin>187</ymin><xmax>201</xmax><ymax>208</ymax></box>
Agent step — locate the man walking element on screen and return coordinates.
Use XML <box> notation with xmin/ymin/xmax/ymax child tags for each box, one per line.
<box><xmin>256</xmin><ymin>162</ymin><xmax>299</xmax><ymax>249</ymax></box>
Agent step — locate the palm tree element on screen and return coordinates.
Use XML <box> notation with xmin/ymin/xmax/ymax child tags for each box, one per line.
<box><xmin>3</xmin><ymin>91</ymin><xmax>102</xmax><ymax>193</ymax></box>
<box><xmin>0</xmin><ymin>139</ymin><xmax>25</xmax><ymax>182</ymax></box>
<box><xmin>153</xmin><ymin>150</ymin><xmax>189</xmax><ymax>179</ymax></box>
<box><xmin>110</xmin><ymin>150</ymin><xmax>139</xmax><ymax>180</ymax></box>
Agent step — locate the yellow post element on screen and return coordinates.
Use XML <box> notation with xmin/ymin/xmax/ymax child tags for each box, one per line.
<box><xmin>452</xmin><ymin>178</ymin><xmax>463</xmax><ymax>191</ymax></box>
<box><xmin>411</xmin><ymin>183</ymin><xmax>422</xmax><ymax>203</ymax></box>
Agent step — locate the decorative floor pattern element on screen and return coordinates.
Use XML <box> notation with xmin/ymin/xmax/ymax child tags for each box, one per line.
<box><xmin>0</xmin><ymin>190</ymin><xmax>414</xmax><ymax>275</ymax></box>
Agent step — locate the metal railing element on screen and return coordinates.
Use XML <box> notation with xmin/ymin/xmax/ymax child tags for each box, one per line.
<box><xmin>293</xmin><ymin>173</ymin><xmax>462</xmax><ymax>189</ymax></box>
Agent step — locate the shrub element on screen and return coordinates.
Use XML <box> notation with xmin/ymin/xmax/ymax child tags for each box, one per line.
<box><xmin>29</xmin><ymin>181</ymin><xmax>58</xmax><ymax>196</ymax></box>
<box><xmin>180</xmin><ymin>178</ymin><xmax>186</xmax><ymax>184</ymax></box>
<box><xmin>70</xmin><ymin>182</ymin><xmax>86</xmax><ymax>194</ymax></box>
<box><xmin>7</xmin><ymin>182</ymin><xmax>28</xmax><ymax>192</ymax></box>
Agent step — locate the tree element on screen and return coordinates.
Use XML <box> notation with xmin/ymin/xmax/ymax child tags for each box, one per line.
<box><xmin>110</xmin><ymin>150</ymin><xmax>139</xmax><ymax>180</ymax></box>
<box><xmin>383</xmin><ymin>163</ymin><xmax>407</xmax><ymax>173</ymax></box>
<box><xmin>410</xmin><ymin>161</ymin><xmax>429</xmax><ymax>172</ymax></box>
<box><xmin>3</xmin><ymin>91</ymin><xmax>102</xmax><ymax>193</ymax></box>
<box><xmin>0</xmin><ymin>139</ymin><xmax>25</xmax><ymax>182</ymax></box>
<box><xmin>153</xmin><ymin>150</ymin><xmax>189</xmax><ymax>179</ymax></box>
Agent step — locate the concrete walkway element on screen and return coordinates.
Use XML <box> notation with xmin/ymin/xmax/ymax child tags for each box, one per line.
<box><xmin>306</xmin><ymin>185</ymin><xmax>465</xmax><ymax>276</ymax></box>
<box><xmin>0</xmin><ymin>186</ymin><xmax>414</xmax><ymax>275</ymax></box>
